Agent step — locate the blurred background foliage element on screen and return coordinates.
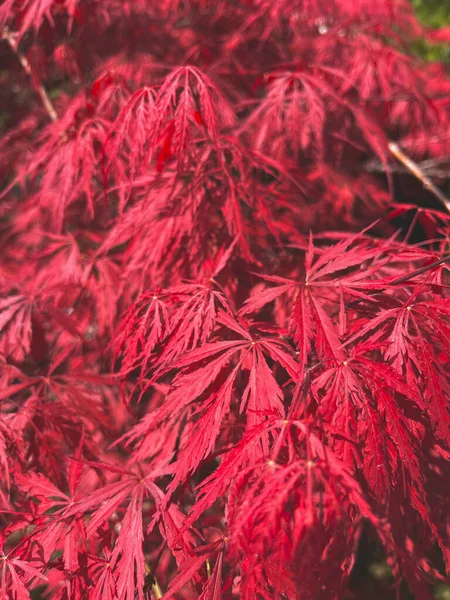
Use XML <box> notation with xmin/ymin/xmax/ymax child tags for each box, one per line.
<box><xmin>412</xmin><ymin>0</ymin><xmax>450</xmax><ymax>29</ymax></box>
<box><xmin>411</xmin><ymin>0</ymin><xmax>450</xmax><ymax>61</ymax></box>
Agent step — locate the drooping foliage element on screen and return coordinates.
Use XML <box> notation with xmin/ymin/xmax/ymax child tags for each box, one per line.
<box><xmin>0</xmin><ymin>1</ymin><xmax>450</xmax><ymax>599</ymax></box>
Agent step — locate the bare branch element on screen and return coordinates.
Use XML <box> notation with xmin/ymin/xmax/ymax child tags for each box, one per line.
<box><xmin>365</xmin><ymin>156</ymin><xmax>450</xmax><ymax>179</ymax></box>
<box><xmin>388</xmin><ymin>141</ymin><xmax>450</xmax><ymax>213</ymax></box>
<box><xmin>2</xmin><ymin>27</ymin><xmax>58</xmax><ymax>122</ymax></box>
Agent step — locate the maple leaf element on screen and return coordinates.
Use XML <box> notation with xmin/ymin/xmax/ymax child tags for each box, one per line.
<box><xmin>154</xmin><ymin>66</ymin><xmax>235</xmax><ymax>171</ymax></box>
<box><xmin>243</xmin><ymin>69</ymin><xmax>329</xmax><ymax>161</ymax></box>
<box><xmin>159</xmin><ymin>548</ymin><xmax>215</xmax><ymax>600</ymax></box>
<box><xmin>113</xmin><ymin>282</ymin><xmax>233</xmax><ymax>384</ymax></box>
<box><xmin>144</xmin><ymin>314</ymin><xmax>297</xmax><ymax>484</ymax></box>
<box><xmin>113</xmin><ymin>291</ymin><xmax>171</xmax><ymax>379</ymax></box>
<box><xmin>104</xmin><ymin>86</ymin><xmax>157</xmax><ymax>196</ymax></box>
<box><xmin>14</xmin><ymin>438</ymin><xmax>87</xmax><ymax>580</ymax></box>
<box><xmin>198</xmin><ymin>551</ymin><xmax>223</xmax><ymax>600</ymax></box>
<box><xmin>12</xmin><ymin>93</ymin><xmax>112</xmax><ymax>232</ymax></box>
<box><xmin>0</xmin><ymin>294</ymin><xmax>33</xmax><ymax>362</ymax></box>
<box><xmin>180</xmin><ymin>419</ymin><xmax>281</xmax><ymax>536</ymax></box>
<box><xmin>0</xmin><ymin>531</ymin><xmax>48</xmax><ymax>600</ymax></box>
<box><xmin>2</xmin><ymin>1</ymin><xmax>450</xmax><ymax>598</ymax></box>
<box><xmin>343</xmin><ymin>290</ymin><xmax>450</xmax><ymax>446</ymax></box>
<box><xmin>0</xmin><ymin>423</ymin><xmax>12</xmax><ymax>491</ymax></box>
<box><xmin>226</xmin><ymin>421</ymin><xmax>378</xmax><ymax>599</ymax></box>
<box><xmin>0</xmin><ymin>0</ymin><xmax>74</xmax><ymax>39</ymax></box>
<box><xmin>61</xmin><ymin>466</ymin><xmax>154</xmax><ymax>600</ymax></box>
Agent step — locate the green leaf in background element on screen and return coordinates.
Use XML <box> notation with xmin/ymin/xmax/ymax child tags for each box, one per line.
<box><xmin>412</xmin><ymin>0</ymin><xmax>450</xmax><ymax>29</ymax></box>
<box><xmin>411</xmin><ymin>0</ymin><xmax>450</xmax><ymax>61</ymax></box>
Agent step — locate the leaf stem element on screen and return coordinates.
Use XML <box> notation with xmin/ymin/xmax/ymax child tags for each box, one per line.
<box><xmin>2</xmin><ymin>27</ymin><xmax>58</xmax><ymax>122</ymax></box>
<box><xmin>388</xmin><ymin>252</ymin><xmax>450</xmax><ymax>285</ymax></box>
<box><xmin>333</xmin><ymin>252</ymin><xmax>450</xmax><ymax>319</ymax></box>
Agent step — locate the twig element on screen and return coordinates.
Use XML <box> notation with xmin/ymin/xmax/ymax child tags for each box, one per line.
<box><xmin>333</xmin><ymin>252</ymin><xmax>450</xmax><ymax>319</ymax></box>
<box><xmin>388</xmin><ymin>141</ymin><xmax>450</xmax><ymax>213</ymax></box>
<box><xmin>365</xmin><ymin>156</ymin><xmax>450</xmax><ymax>179</ymax></box>
<box><xmin>1</xmin><ymin>27</ymin><xmax>58</xmax><ymax>122</ymax></box>
<box><xmin>388</xmin><ymin>252</ymin><xmax>450</xmax><ymax>285</ymax></box>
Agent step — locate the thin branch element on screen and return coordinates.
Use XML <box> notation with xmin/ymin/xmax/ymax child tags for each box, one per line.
<box><xmin>333</xmin><ymin>252</ymin><xmax>450</xmax><ymax>320</ymax></box>
<box><xmin>365</xmin><ymin>156</ymin><xmax>450</xmax><ymax>178</ymax></box>
<box><xmin>388</xmin><ymin>141</ymin><xmax>450</xmax><ymax>213</ymax></box>
<box><xmin>389</xmin><ymin>252</ymin><xmax>450</xmax><ymax>285</ymax></box>
<box><xmin>1</xmin><ymin>27</ymin><xmax>58</xmax><ymax>122</ymax></box>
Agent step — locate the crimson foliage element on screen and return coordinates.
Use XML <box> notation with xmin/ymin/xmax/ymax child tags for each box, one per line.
<box><xmin>1</xmin><ymin>1</ymin><xmax>450</xmax><ymax>599</ymax></box>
